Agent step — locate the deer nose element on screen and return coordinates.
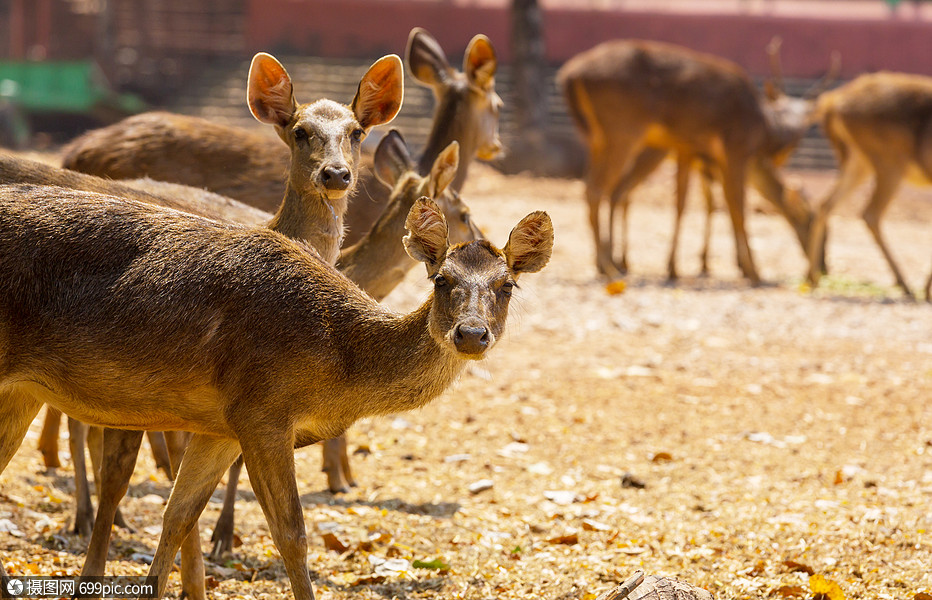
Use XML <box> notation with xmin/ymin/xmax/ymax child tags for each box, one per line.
<box><xmin>453</xmin><ymin>323</ymin><xmax>490</xmax><ymax>355</ymax></box>
<box><xmin>320</xmin><ymin>165</ymin><xmax>352</xmax><ymax>191</ymax></box>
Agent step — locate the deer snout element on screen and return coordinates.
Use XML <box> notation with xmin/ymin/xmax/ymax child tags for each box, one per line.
<box><xmin>320</xmin><ymin>165</ymin><xmax>352</xmax><ymax>191</ymax></box>
<box><xmin>453</xmin><ymin>321</ymin><xmax>491</xmax><ymax>356</ymax></box>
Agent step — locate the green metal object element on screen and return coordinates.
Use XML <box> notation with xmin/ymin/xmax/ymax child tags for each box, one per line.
<box><xmin>0</xmin><ymin>60</ymin><xmax>145</xmax><ymax>127</ymax></box>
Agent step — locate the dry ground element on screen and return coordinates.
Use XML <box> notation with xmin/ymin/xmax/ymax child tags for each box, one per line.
<box><xmin>1</xmin><ymin>161</ymin><xmax>930</xmax><ymax>600</ymax></box>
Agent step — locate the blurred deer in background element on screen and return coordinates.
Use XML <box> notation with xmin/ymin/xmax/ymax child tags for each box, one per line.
<box><xmin>559</xmin><ymin>38</ymin><xmax>836</xmax><ymax>282</ymax></box>
<box><xmin>807</xmin><ymin>71</ymin><xmax>932</xmax><ymax>300</ymax></box>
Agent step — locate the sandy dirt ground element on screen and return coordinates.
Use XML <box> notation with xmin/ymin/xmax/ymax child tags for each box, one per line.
<box><xmin>1</xmin><ymin>161</ymin><xmax>930</xmax><ymax>600</ymax></box>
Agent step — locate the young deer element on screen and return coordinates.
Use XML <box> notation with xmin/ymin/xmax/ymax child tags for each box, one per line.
<box><xmin>0</xmin><ymin>186</ymin><xmax>553</xmax><ymax>600</ymax></box>
<box><xmin>344</xmin><ymin>27</ymin><xmax>502</xmax><ymax>244</ymax></box>
<box><xmin>559</xmin><ymin>39</ymin><xmax>819</xmax><ymax>283</ymax></box>
<box><xmin>807</xmin><ymin>71</ymin><xmax>932</xmax><ymax>299</ymax></box>
<box><xmin>30</xmin><ymin>48</ymin><xmax>404</xmax><ymax>512</ymax></box>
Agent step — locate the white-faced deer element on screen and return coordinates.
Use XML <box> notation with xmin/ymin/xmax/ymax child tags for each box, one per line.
<box><xmin>807</xmin><ymin>71</ymin><xmax>932</xmax><ymax>299</ymax></box>
<box><xmin>0</xmin><ymin>185</ymin><xmax>552</xmax><ymax>600</ymax></box>
<box><xmin>559</xmin><ymin>39</ymin><xmax>821</xmax><ymax>283</ymax></box>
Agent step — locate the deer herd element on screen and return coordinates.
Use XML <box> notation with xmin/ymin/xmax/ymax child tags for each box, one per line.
<box><xmin>0</xmin><ymin>23</ymin><xmax>929</xmax><ymax>600</ymax></box>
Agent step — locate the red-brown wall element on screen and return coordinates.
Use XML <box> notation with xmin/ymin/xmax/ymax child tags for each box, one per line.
<box><xmin>246</xmin><ymin>0</ymin><xmax>932</xmax><ymax>78</ymax></box>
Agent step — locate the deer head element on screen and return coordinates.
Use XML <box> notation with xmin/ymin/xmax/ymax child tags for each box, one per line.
<box><xmin>407</xmin><ymin>28</ymin><xmax>503</xmax><ymax>166</ymax></box>
<box><xmin>247</xmin><ymin>52</ymin><xmax>404</xmax><ymax>201</ymax></box>
<box><xmin>404</xmin><ymin>197</ymin><xmax>553</xmax><ymax>358</ymax></box>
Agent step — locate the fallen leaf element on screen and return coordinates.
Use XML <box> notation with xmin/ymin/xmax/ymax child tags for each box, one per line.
<box><xmin>582</xmin><ymin>519</ymin><xmax>611</xmax><ymax>532</ymax></box>
<box><xmin>412</xmin><ymin>558</ymin><xmax>450</xmax><ymax>572</ymax></box>
<box><xmin>543</xmin><ymin>490</ymin><xmax>577</xmax><ymax>505</ymax></box>
<box><xmin>605</xmin><ymin>280</ymin><xmax>627</xmax><ymax>295</ymax></box>
<box><xmin>914</xmin><ymin>594</ymin><xmax>932</xmax><ymax>600</ymax></box>
<box><xmin>204</xmin><ymin>576</ymin><xmax>220</xmax><ymax>590</ymax></box>
<box><xmin>351</xmin><ymin>574</ymin><xmax>387</xmax><ymax>586</ymax></box>
<box><xmin>834</xmin><ymin>470</ymin><xmax>844</xmax><ymax>485</ymax></box>
<box><xmin>651</xmin><ymin>452</ymin><xmax>673</xmax><ymax>463</ymax></box>
<box><xmin>619</xmin><ymin>546</ymin><xmax>649</xmax><ymax>555</ymax></box>
<box><xmin>782</xmin><ymin>560</ymin><xmax>815</xmax><ymax>575</ymax></box>
<box><xmin>621</xmin><ymin>473</ymin><xmax>647</xmax><ymax>489</ymax></box>
<box><xmin>546</xmin><ymin>533</ymin><xmax>579</xmax><ymax>545</ymax></box>
<box><xmin>468</xmin><ymin>479</ymin><xmax>494</xmax><ymax>494</ymax></box>
<box><xmin>322</xmin><ymin>532</ymin><xmax>349</xmax><ymax>553</ymax></box>
<box><xmin>771</xmin><ymin>585</ymin><xmax>807</xmax><ymax>597</ymax></box>
<box><xmin>810</xmin><ymin>574</ymin><xmax>846</xmax><ymax>600</ymax></box>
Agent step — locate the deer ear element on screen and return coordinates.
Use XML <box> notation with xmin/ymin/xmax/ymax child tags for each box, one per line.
<box><xmin>427</xmin><ymin>141</ymin><xmax>459</xmax><ymax>199</ymax></box>
<box><xmin>464</xmin><ymin>34</ymin><xmax>497</xmax><ymax>91</ymax></box>
<box><xmin>352</xmin><ymin>55</ymin><xmax>404</xmax><ymax>131</ymax></box>
<box><xmin>373</xmin><ymin>130</ymin><xmax>414</xmax><ymax>188</ymax></box>
<box><xmin>504</xmin><ymin>211</ymin><xmax>553</xmax><ymax>275</ymax></box>
<box><xmin>247</xmin><ymin>53</ymin><xmax>297</xmax><ymax>129</ymax></box>
<box><xmin>406</xmin><ymin>27</ymin><xmax>451</xmax><ymax>89</ymax></box>
<box><xmin>404</xmin><ymin>197</ymin><xmax>449</xmax><ymax>273</ymax></box>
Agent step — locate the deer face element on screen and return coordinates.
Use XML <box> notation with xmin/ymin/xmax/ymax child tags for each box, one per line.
<box><xmin>404</xmin><ymin>198</ymin><xmax>553</xmax><ymax>359</ymax></box>
<box><xmin>407</xmin><ymin>29</ymin><xmax>503</xmax><ymax>163</ymax></box>
<box><xmin>248</xmin><ymin>52</ymin><xmax>403</xmax><ymax>202</ymax></box>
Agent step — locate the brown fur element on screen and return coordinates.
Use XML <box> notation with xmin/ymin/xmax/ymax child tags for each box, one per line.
<box><xmin>807</xmin><ymin>72</ymin><xmax>932</xmax><ymax>299</ymax></box>
<box><xmin>0</xmin><ymin>185</ymin><xmax>552</xmax><ymax>599</ymax></box>
<box><xmin>558</xmin><ymin>39</ymin><xmax>818</xmax><ymax>283</ymax></box>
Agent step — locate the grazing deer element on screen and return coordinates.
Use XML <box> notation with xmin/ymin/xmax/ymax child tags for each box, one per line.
<box><xmin>0</xmin><ymin>186</ymin><xmax>553</xmax><ymax>600</ymax></box>
<box><xmin>559</xmin><ymin>39</ymin><xmax>821</xmax><ymax>283</ymax></box>
<box><xmin>807</xmin><ymin>71</ymin><xmax>932</xmax><ymax>299</ymax></box>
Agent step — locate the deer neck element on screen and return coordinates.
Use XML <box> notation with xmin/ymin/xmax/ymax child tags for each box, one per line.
<box><xmin>268</xmin><ymin>182</ymin><xmax>346</xmax><ymax>265</ymax></box>
<box><xmin>332</xmin><ymin>298</ymin><xmax>466</xmax><ymax>421</ymax></box>
<box><xmin>418</xmin><ymin>95</ymin><xmax>475</xmax><ymax>192</ymax></box>
<box><xmin>338</xmin><ymin>177</ymin><xmax>420</xmax><ymax>301</ymax></box>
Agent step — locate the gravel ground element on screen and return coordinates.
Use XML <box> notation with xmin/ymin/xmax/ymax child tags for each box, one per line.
<box><xmin>1</xmin><ymin>162</ymin><xmax>930</xmax><ymax>600</ymax></box>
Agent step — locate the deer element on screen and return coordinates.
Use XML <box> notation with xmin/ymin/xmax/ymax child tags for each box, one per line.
<box><xmin>0</xmin><ymin>184</ymin><xmax>553</xmax><ymax>600</ymax></box>
<box><xmin>30</xmin><ymin>47</ymin><xmax>404</xmax><ymax>523</ymax></box>
<box><xmin>58</xmin><ymin>27</ymin><xmax>501</xmax><ymax>493</ymax></box>
<box><xmin>78</xmin><ymin>134</ymin><xmax>475</xmax><ymax>589</ymax></box>
<box><xmin>806</xmin><ymin>71</ymin><xmax>932</xmax><ymax>300</ymax></box>
<box><xmin>558</xmin><ymin>39</ymin><xmax>824</xmax><ymax>283</ymax></box>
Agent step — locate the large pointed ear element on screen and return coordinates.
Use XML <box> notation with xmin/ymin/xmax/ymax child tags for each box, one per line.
<box><xmin>464</xmin><ymin>34</ymin><xmax>497</xmax><ymax>91</ymax></box>
<box><xmin>404</xmin><ymin>197</ymin><xmax>449</xmax><ymax>274</ymax></box>
<box><xmin>373</xmin><ymin>130</ymin><xmax>414</xmax><ymax>188</ymax></box>
<box><xmin>247</xmin><ymin>53</ymin><xmax>297</xmax><ymax>129</ymax></box>
<box><xmin>427</xmin><ymin>141</ymin><xmax>459</xmax><ymax>199</ymax></box>
<box><xmin>352</xmin><ymin>55</ymin><xmax>404</xmax><ymax>132</ymax></box>
<box><xmin>406</xmin><ymin>27</ymin><xmax>451</xmax><ymax>89</ymax></box>
<box><xmin>503</xmin><ymin>211</ymin><xmax>553</xmax><ymax>275</ymax></box>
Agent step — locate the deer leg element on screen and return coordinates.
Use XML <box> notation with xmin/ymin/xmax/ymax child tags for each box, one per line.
<box><xmin>584</xmin><ymin>157</ymin><xmax>617</xmax><ymax>278</ymax></box>
<box><xmin>86</xmin><ymin>426</ymin><xmax>132</xmax><ymax>531</ymax></box>
<box><xmin>668</xmin><ymin>154</ymin><xmax>692</xmax><ymax>281</ymax></box>
<box><xmin>240</xmin><ymin>433</ymin><xmax>316</xmax><ymax>600</ymax></box>
<box><xmin>0</xmin><ymin>390</ymin><xmax>43</xmax><ymax>474</ymax></box>
<box><xmin>210</xmin><ymin>455</ymin><xmax>243</xmax><ymax>560</ymax></box>
<box><xmin>699</xmin><ymin>169</ymin><xmax>716</xmax><ymax>275</ymax></box>
<box><xmin>322</xmin><ymin>434</ymin><xmax>355</xmax><ymax>493</ymax></box>
<box><xmin>924</xmin><ymin>258</ymin><xmax>932</xmax><ymax>303</ymax></box>
<box><xmin>159</xmin><ymin>431</ymin><xmax>206</xmax><ymax>600</ymax></box>
<box><xmin>862</xmin><ymin>167</ymin><xmax>911</xmax><ymax>297</ymax></box>
<box><xmin>146</xmin><ymin>431</ymin><xmax>173</xmax><ymax>478</ymax></box>
<box><xmin>37</xmin><ymin>406</ymin><xmax>62</xmax><ymax>471</ymax></box>
<box><xmin>807</xmin><ymin>156</ymin><xmax>869</xmax><ymax>286</ymax></box>
<box><xmin>720</xmin><ymin>161</ymin><xmax>760</xmax><ymax>284</ymax></box>
<box><xmin>81</xmin><ymin>429</ymin><xmax>144</xmax><ymax>579</ymax></box>
<box><xmin>68</xmin><ymin>417</ymin><xmax>95</xmax><ymax>537</ymax></box>
<box><xmin>148</xmin><ymin>434</ymin><xmax>240</xmax><ymax>600</ymax></box>
<box><xmin>608</xmin><ymin>147</ymin><xmax>667</xmax><ymax>274</ymax></box>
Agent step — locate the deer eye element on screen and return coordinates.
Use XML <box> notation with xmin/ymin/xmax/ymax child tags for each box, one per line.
<box><xmin>294</xmin><ymin>128</ymin><xmax>309</xmax><ymax>142</ymax></box>
<box><xmin>351</xmin><ymin>128</ymin><xmax>364</xmax><ymax>142</ymax></box>
<box><xmin>501</xmin><ymin>281</ymin><xmax>514</xmax><ymax>296</ymax></box>
<box><xmin>433</xmin><ymin>274</ymin><xmax>448</xmax><ymax>288</ymax></box>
